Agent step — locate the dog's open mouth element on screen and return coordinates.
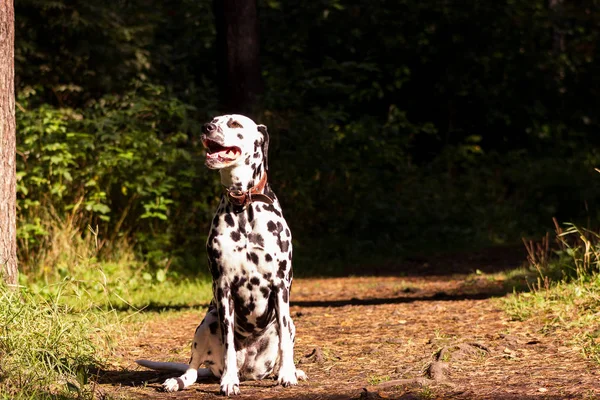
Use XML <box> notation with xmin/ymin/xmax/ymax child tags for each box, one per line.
<box><xmin>203</xmin><ymin>139</ymin><xmax>241</xmax><ymax>163</ymax></box>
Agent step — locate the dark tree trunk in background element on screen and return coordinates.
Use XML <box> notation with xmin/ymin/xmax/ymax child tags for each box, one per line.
<box><xmin>549</xmin><ymin>0</ymin><xmax>565</xmax><ymax>53</ymax></box>
<box><xmin>0</xmin><ymin>0</ymin><xmax>17</xmax><ymax>287</ymax></box>
<box><xmin>214</xmin><ymin>0</ymin><xmax>263</xmax><ymax>117</ymax></box>
<box><xmin>549</xmin><ymin>0</ymin><xmax>565</xmax><ymax>83</ymax></box>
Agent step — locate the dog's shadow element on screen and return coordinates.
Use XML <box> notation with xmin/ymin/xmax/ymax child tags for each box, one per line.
<box><xmin>94</xmin><ymin>368</ymin><xmax>215</xmax><ymax>388</ymax></box>
<box><xmin>94</xmin><ymin>368</ymin><xmax>279</xmax><ymax>393</ymax></box>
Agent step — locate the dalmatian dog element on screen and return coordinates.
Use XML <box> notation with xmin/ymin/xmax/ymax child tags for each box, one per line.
<box><xmin>136</xmin><ymin>114</ymin><xmax>306</xmax><ymax>395</ymax></box>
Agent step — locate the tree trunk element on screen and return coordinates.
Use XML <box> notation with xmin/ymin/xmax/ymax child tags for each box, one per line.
<box><xmin>0</xmin><ymin>0</ymin><xmax>17</xmax><ymax>287</ymax></box>
<box><xmin>214</xmin><ymin>0</ymin><xmax>263</xmax><ymax>117</ymax></box>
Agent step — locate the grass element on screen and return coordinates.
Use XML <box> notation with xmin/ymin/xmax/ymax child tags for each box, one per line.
<box><xmin>20</xmin><ymin>213</ymin><xmax>213</xmax><ymax>311</ymax></box>
<box><xmin>1</xmin><ymin>214</ymin><xmax>214</xmax><ymax>399</ymax></box>
<box><xmin>503</xmin><ymin>221</ymin><xmax>600</xmax><ymax>363</ymax></box>
<box><xmin>0</xmin><ymin>284</ymin><xmax>119</xmax><ymax>399</ymax></box>
<box><xmin>367</xmin><ymin>374</ymin><xmax>391</xmax><ymax>386</ymax></box>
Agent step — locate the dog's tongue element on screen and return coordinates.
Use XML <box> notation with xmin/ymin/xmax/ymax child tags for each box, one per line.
<box><xmin>207</xmin><ymin>148</ymin><xmax>240</xmax><ymax>161</ymax></box>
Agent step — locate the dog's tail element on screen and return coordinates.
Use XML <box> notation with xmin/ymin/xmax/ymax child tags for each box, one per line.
<box><xmin>135</xmin><ymin>359</ymin><xmax>190</xmax><ymax>373</ymax></box>
<box><xmin>136</xmin><ymin>360</ymin><xmax>214</xmax><ymax>378</ymax></box>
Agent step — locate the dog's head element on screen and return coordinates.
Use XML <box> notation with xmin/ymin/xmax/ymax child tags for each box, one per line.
<box><xmin>201</xmin><ymin>114</ymin><xmax>269</xmax><ymax>172</ymax></box>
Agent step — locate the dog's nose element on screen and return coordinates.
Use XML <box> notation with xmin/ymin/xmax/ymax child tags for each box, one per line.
<box><xmin>202</xmin><ymin>123</ymin><xmax>217</xmax><ymax>134</ymax></box>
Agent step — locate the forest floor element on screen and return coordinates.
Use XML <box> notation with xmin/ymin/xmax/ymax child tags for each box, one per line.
<box><xmin>96</xmin><ymin>247</ymin><xmax>600</xmax><ymax>399</ymax></box>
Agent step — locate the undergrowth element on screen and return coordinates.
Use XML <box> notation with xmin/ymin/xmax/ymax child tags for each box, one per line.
<box><xmin>1</xmin><ymin>214</ymin><xmax>213</xmax><ymax>398</ymax></box>
<box><xmin>20</xmin><ymin>212</ymin><xmax>212</xmax><ymax>311</ymax></box>
<box><xmin>0</xmin><ymin>284</ymin><xmax>119</xmax><ymax>399</ymax></box>
<box><xmin>504</xmin><ymin>219</ymin><xmax>600</xmax><ymax>363</ymax></box>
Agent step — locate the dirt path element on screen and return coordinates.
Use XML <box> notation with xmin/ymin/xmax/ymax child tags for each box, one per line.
<box><xmin>98</xmin><ymin>252</ymin><xmax>600</xmax><ymax>399</ymax></box>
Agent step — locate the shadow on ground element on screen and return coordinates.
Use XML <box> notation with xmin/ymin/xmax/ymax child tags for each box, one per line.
<box><xmin>291</xmin><ymin>291</ymin><xmax>506</xmax><ymax>308</ymax></box>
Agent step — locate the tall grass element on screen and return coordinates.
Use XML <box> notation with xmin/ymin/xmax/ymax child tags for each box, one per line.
<box><xmin>19</xmin><ymin>212</ymin><xmax>212</xmax><ymax>311</ymax></box>
<box><xmin>0</xmin><ymin>284</ymin><xmax>119</xmax><ymax>399</ymax></box>
<box><xmin>504</xmin><ymin>219</ymin><xmax>600</xmax><ymax>362</ymax></box>
<box><xmin>1</xmin><ymin>212</ymin><xmax>213</xmax><ymax>398</ymax></box>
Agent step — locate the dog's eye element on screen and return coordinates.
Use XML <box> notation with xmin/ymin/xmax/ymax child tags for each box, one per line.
<box><xmin>227</xmin><ymin>119</ymin><xmax>244</xmax><ymax>129</ymax></box>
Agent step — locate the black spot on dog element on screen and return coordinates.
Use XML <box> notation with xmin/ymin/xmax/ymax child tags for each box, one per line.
<box><xmin>249</xmin><ymin>252</ymin><xmax>259</xmax><ymax>265</ymax></box>
<box><xmin>208</xmin><ymin>262</ymin><xmax>221</xmax><ymax>280</ymax></box>
<box><xmin>247</xmin><ymin>206</ymin><xmax>254</xmax><ymax>222</ymax></box>
<box><xmin>237</xmin><ymin>133</ymin><xmax>243</xmax><ymax>139</ymax></box>
<box><xmin>248</xmin><ymin>233</ymin><xmax>264</xmax><ymax>247</ymax></box>
<box><xmin>246</xmin><ymin>282</ymin><xmax>253</xmax><ymax>290</ymax></box>
<box><xmin>282</xmin><ymin>287</ymin><xmax>289</xmax><ymax>303</ymax></box>
<box><xmin>250</xmin><ymin>277</ymin><xmax>260</xmax><ymax>286</ymax></box>
<box><xmin>264</xmin><ymin>360</ymin><xmax>272</xmax><ymax>370</ymax></box>
<box><xmin>263</xmin><ymin>203</ymin><xmax>282</xmax><ymax>217</ymax></box>
<box><xmin>278</xmin><ymin>260</ymin><xmax>287</xmax><ymax>270</ymax></box>
<box><xmin>224</xmin><ymin>214</ymin><xmax>235</xmax><ymax>227</ymax></box>
<box><xmin>252</xmin><ymin>165</ymin><xmax>263</xmax><ymax>179</ymax></box>
<box><xmin>277</xmin><ymin>269</ymin><xmax>285</xmax><ymax>279</ymax></box>
<box><xmin>263</xmin><ymin>272</ymin><xmax>272</xmax><ymax>280</ymax></box>
<box><xmin>245</xmin><ymin>156</ymin><xmax>250</xmax><ymax>165</ymax></box>
<box><xmin>209</xmin><ymin>321</ymin><xmax>218</xmax><ymax>335</ymax></box>
<box><xmin>279</xmin><ymin>240</ymin><xmax>290</xmax><ymax>253</ymax></box>
<box><xmin>282</xmin><ymin>316</ymin><xmax>287</xmax><ymax>327</ymax></box>
<box><xmin>265</xmin><ymin>253</ymin><xmax>272</xmax><ymax>262</ymax></box>
<box><xmin>260</xmin><ymin>286</ymin><xmax>269</xmax><ymax>298</ymax></box>
<box><xmin>238</xmin><ymin>214</ymin><xmax>247</xmax><ymax>233</ymax></box>
<box><xmin>231</xmin><ymin>231</ymin><xmax>241</xmax><ymax>241</ymax></box>
<box><xmin>286</xmin><ymin>228</ymin><xmax>290</xmax><ymax>237</ymax></box>
<box><xmin>231</xmin><ymin>275</ymin><xmax>247</xmax><ymax>292</ymax></box>
<box><xmin>267</xmin><ymin>221</ymin><xmax>277</xmax><ymax>233</ymax></box>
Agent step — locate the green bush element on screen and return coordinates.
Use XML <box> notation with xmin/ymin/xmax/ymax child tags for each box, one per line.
<box><xmin>17</xmin><ymin>83</ymin><xmax>220</xmax><ymax>273</ymax></box>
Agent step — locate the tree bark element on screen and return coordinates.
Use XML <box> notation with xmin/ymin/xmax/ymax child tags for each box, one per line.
<box><xmin>0</xmin><ymin>0</ymin><xmax>17</xmax><ymax>287</ymax></box>
<box><xmin>214</xmin><ymin>0</ymin><xmax>263</xmax><ymax>117</ymax></box>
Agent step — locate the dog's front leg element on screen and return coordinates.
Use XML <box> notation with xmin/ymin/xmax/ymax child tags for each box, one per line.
<box><xmin>217</xmin><ymin>283</ymin><xmax>240</xmax><ymax>396</ymax></box>
<box><xmin>274</xmin><ymin>280</ymin><xmax>306</xmax><ymax>386</ymax></box>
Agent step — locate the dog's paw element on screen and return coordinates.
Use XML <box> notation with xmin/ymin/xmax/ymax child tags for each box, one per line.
<box><xmin>162</xmin><ymin>378</ymin><xmax>183</xmax><ymax>392</ymax></box>
<box><xmin>296</xmin><ymin>369</ymin><xmax>308</xmax><ymax>381</ymax></box>
<box><xmin>277</xmin><ymin>367</ymin><xmax>299</xmax><ymax>387</ymax></box>
<box><xmin>219</xmin><ymin>375</ymin><xmax>241</xmax><ymax>396</ymax></box>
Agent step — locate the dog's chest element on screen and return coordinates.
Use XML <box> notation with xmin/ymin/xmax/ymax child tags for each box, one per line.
<box><xmin>207</xmin><ymin>200</ymin><xmax>293</xmax><ymax>322</ymax></box>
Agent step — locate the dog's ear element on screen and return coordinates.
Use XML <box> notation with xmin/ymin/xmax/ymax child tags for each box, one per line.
<box><xmin>257</xmin><ymin>124</ymin><xmax>269</xmax><ymax>172</ymax></box>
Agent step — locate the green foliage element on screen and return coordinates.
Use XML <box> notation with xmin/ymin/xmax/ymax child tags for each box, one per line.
<box><xmin>0</xmin><ymin>284</ymin><xmax>118</xmax><ymax>399</ymax></box>
<box><xmin>13</xmin><ymin>0</ymin><xmax>600</xmax><ymax>274</ymax></box>
<box><xmin>16</xmin><ymin>83</ymin><xmax>220</xmax><ymax>272</ymax></box>
<box><xmin>504</xmin><ymin>222</ymin><xmax>600</xmax><ymax>363</ymax></box>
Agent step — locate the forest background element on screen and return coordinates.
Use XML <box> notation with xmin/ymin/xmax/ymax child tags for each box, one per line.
<box><xmin>14</xmin><ymin>0</ymin><xmax>600</xmax><ymax>279</ymax></box>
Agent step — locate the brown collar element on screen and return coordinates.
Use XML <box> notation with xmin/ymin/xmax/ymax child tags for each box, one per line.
<box><xmin>225</xmin><ymin>173</ymin><xmax>274</xmax><ymax>210</ymax></box>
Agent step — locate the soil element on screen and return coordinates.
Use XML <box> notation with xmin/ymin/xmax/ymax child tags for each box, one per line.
<box><xmin>97</xmin><ymin>247</ymin><xmax>600</xmax><ymax>399</ymax></box>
